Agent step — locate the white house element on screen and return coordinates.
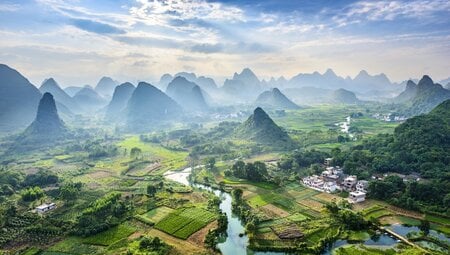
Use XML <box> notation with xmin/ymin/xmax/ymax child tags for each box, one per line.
<box><xmin>36</xmin><ymin>203</ymin><xmax>56</xmax><ymax>213</ymax></box>
<box><xmin>348</xmin><ymin>191</ymin><xmax>366</xmax><ymax>203</ymax></box>
<box><xmin>356</xmin><ymin>180</ymin><xmax>369</xmax><ymax>192</ymax></box>
<box><xmin>323</xmin><ymin>181</ymin><xmax>337</xmax><ymax>193</ymax></box>
<box><xmin>343</xmin><ymin>175</ymin><xmax>358</xmax><ymax>191</ymax></box>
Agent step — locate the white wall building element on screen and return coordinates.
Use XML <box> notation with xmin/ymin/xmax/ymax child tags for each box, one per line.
<box><xmin>36</xmin><ymin>203</ymin><xmax>56</xmax><ymax>213</ymax></box>
<box><xmin>348</xmin><ymin>191</ymin><xmax>366</xmax><ymax>203</ymax></box>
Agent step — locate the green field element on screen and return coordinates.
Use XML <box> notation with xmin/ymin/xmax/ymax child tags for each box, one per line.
<box><xmin>136</xmin><ymin>206</ymin><xmax>174</xmax><ymax>225</ymax></box>
<box><xmin>425</xmin><ymin>214</ymin><xmax>450</xmax><ymax>225</ymax></box>
<box><xmin>82</xmin><ymin>224</ymin><xmax>137</xmax><ymax>246</ymax></box>
<box><xmin>117</xmin><ymin>136</ymin><xmax>188</xmax><ymax>174</ymax></box>
<box><xmin>46</xmin><ymin>237</ymin><xmax>105</xmax><ymax>254</ymax></box>
<box><xmin>155</xmin><ymin>207</ymin><xmax>216</xmax><ymax>239</ymax></box>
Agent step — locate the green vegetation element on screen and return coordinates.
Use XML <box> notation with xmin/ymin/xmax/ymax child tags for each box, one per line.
<box><xmin>155</xmin><ymin>207</ymin><xmax>216</xmax><ymax>239</ymax></box>
<box><xmin>0</xmin><ymin>100</ymin><xmax>448</xmax><ymax>255</ymax></box>
<box><xmin>334</xmin><ymin>100</ymin><xmax>450</xmax><ymax>213</ymax></box>
<box><xmin>82</xmin><ymin>224</ymin><xmax>136</xmax><ymax>246</ymax></box>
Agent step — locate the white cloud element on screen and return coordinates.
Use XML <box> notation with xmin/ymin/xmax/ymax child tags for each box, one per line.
<box><xmin>130</xmin><ymin>0</ymin><xmax>245</xmax><ymax>23</ymax></box>
<box><xmin>334</xmin><ymin>0</ymin><xmax>450</xmax><ymax>26</ymax></box>
<box><xmin>0</xmin><ymin>3</ymin><xmax>20</xmax><ymax>12</ymax></box>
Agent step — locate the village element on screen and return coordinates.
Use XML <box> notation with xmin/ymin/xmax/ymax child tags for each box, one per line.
<box><xmin>302</xmin><ymin>158</ymin><xmax>369</xmax><ymax>203</ymax></box>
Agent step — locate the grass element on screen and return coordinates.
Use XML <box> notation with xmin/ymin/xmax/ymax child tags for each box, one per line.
<box><xmin>425</xmin><ymin>214</ymin><xmax>450</xmax><ymax>225</ymax></box>
<box><xmin>431</xmin><ymin>223</ymin><xmax>450</xmax><ymax>235</ymax></box>
<box><xmin>346</xmin><ymin>231</ymin><xmax>370</xmax><ymax>241</ymax></box>
<box><xmin>287</xmin><ymin>212</ymin><xmax>309</xmax><ymax>222</ymax></box>
<box><xmin>248</xmin><ymin>194</ymin><xmax>270</xmax><ymax>207</ymax></box>
<box><xmin>395</xmin><ymin>216</ymin><xmax>421</xmax><ymax>226</ymax></box>
<box><xmin>155</xmin><ymin>207</ymin><xmax>216</xmax><ymax>239</ymax></box>
<box><xmin>82</xmin><ymin>224</ymin><xmax>136</xmax><ymax>246</ymax></box>
<box><xmin>364</xmin><ymin>209</ymin><xmax>392</xmax><ymax>219</ymax></box>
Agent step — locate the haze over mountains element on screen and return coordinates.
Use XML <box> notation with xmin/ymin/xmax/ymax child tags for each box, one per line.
<box><xmin>166</xmin><ymin>76</ymin><xmax>208</xmax><ymax>112</ymax></box>
<box><xmin>106</xmin><ymin>82</ymin><xmax>135</xmax><ymax>121</ymax></box>
<box><xmin>40</xmin><ymin>78</ymin><xmax>81</xmax><ymax>114</ymax></box>
<box><xmin>1</xmin><ymin>63</ymin><xmax>450</xmax><ymax>133</ymax></box>
<box><xmin>255</xmin><ymin>88</ymin><xmax>300</xmax><ymax>110</ymax></box>
<box><xmin>0</xmin><ymin>64</ymin><xmax>42</xmax><ymax>132</ymax></box>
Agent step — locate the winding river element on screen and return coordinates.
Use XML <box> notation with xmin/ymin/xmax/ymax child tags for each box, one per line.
<box><xmin>164</xmin><ymin>167</ymin><xmax>283</xmax><ymax>255</ymax></box>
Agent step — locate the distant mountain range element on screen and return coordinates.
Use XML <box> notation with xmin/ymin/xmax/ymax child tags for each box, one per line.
<box><xmin>158</xmin><ymin>72</ymin><xmax>217</xmax><ymax>94</ymax></box>
<box><xmin>1</xmin><ymin>62</ymin><xmax>449</xmax><ymax>134</ymax></box>
<box><xmin>255</xmin><ymin>88</ymin><xmax>300</xmax><ymax>110</ymax></box>
<box><xmin>283</xmin><ymin>87</ymin><xmax>361</xmax><ymax>105</ymax></box>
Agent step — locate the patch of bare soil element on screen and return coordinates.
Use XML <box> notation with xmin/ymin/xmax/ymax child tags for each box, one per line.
<box><xmin>187</xmin><ymin>220</ymin><xmax>218</xmax><ymax>247</ymax></box>
<box><xmin>260</xmin><ymin>204</ymin><xmax>290</xmax><ymax>218</ymax></box>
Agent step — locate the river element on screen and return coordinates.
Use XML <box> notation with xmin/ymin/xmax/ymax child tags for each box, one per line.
<box><xmin>164</xmin><ymin>167</ymin><xmax>283</xmax><ymax>255</ymax></box>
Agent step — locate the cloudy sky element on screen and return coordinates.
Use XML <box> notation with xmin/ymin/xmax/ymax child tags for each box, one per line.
<box><xmin>0</xmin><ymin>0</ymin><xmax>449</xmax><ymax>87</ymax></box>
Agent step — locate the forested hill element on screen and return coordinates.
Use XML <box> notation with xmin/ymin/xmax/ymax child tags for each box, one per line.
<box><xmin>334</xmin><ymin>99</ymin><xmax>449</xmax><ymax>213</ymax></box>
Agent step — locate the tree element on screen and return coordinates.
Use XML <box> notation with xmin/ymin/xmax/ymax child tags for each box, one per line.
<box><xmin>419</xmin><ymin>220</ymin><xmax>430</xmax><ymax>235</ymax></box>
<box><xmin>232</xmin><ymin>160</ymin><xmax>246</xmax><ymax>179</ymax></box>
<box><xmin>232</xmin><ymin>188</ymin><xmax>243</xmax><ymax>202</ymax></box>
<box><xmin>245</xmin><ymin>221</ymin><xmax>256</xmax><ymax>235</ymax></box>
<box><xmin>130</xmin><ymin>147</ymin><xmax>142</xmax><ymax>159</ymax></box>
<box><xmin>21</xmin><ymin>186</ymin><xmax>44</xmax><ymax>202</ymax></box>
<box><xmin>204</xmin><ymin>157</ymin><xmax>216</xmax><ymax>171</ymax></box>
<box><xmin>60</xmin><ymin>182</ymin><xmax>82</xmax><ymax>201</ymax></box>
<box><xmin>147</xmin><ymin>185</ymin><xmax>157</xmax><ymax>197</ymax></box>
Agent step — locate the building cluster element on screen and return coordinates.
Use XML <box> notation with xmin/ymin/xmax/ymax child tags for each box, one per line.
<box><xmin>302</xmin><ymin>158</ymin><xmax>369</xmax><ymax>203</ymax></box>
<box><xmin>372</xmin><ymin>113</ymin><xmax>407</xmax><ymax>122</ymax></box>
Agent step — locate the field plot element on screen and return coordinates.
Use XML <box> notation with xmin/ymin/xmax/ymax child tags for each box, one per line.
<box><xmin>138</xmin><ymin>206</ymin><xmax>174</xmax><ymax>224</ymax></box>
<box><xmin>82</xmin><ymin>224</ymin><xmax>137</xmax><ymax>246</ymax></box>
<box><xmin>155</xmin><ymin>207</ymin><xmax>216</xmax><ymax>239</ymax></box>
<box><xmin>287</xmin><ymin>213</ymin><xmax>309</xmax><ymax>222</ymax></box>
<box><xmin>46</xmin><ymin>237</ymin><xmax>105</xmax><ymax>254</ymax></box>
<box><xmin>297</xmin><ymin>199</ymin><xmax>325</xmax><ymax>212</ymax></box>
<box><xmin>313</xmin><ymin>192</ymin><xmax>343</xmax><ymax>203</ymax></box>
<box><xmin>291</xmin><ymin>188</ymin><xmax>320</xmax><ymax>201</ymax></box>
<box><xmin>362</xmin><ymin>205</ymin><xmax>392</xmax><ymax>219</ymax></box>
<box><xmin>259</xmin><ymin>204</ymin><xmax>290</xmax><ymax>218</ymax></box>
<box><xmin>247</xmin><ymin>192</ymin><xmax>297</xmax><ymax>212</ymax></box>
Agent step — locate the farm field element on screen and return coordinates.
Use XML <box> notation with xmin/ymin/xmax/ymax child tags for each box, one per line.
<box><xmin>155</xmin><ymin>207</ymin><xmax>216</xmax><ymax>239</ymax></box>
<box><xmin>82</xmin><ymin>224</ymin><xmax>137</xmax><ymax>246</ymax></box>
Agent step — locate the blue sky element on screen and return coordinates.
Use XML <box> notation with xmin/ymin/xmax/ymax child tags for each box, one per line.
<box><xmin>0</xmin><ymin>0</ymin><xmax>449</xmax><ymax>86</ymax></box>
